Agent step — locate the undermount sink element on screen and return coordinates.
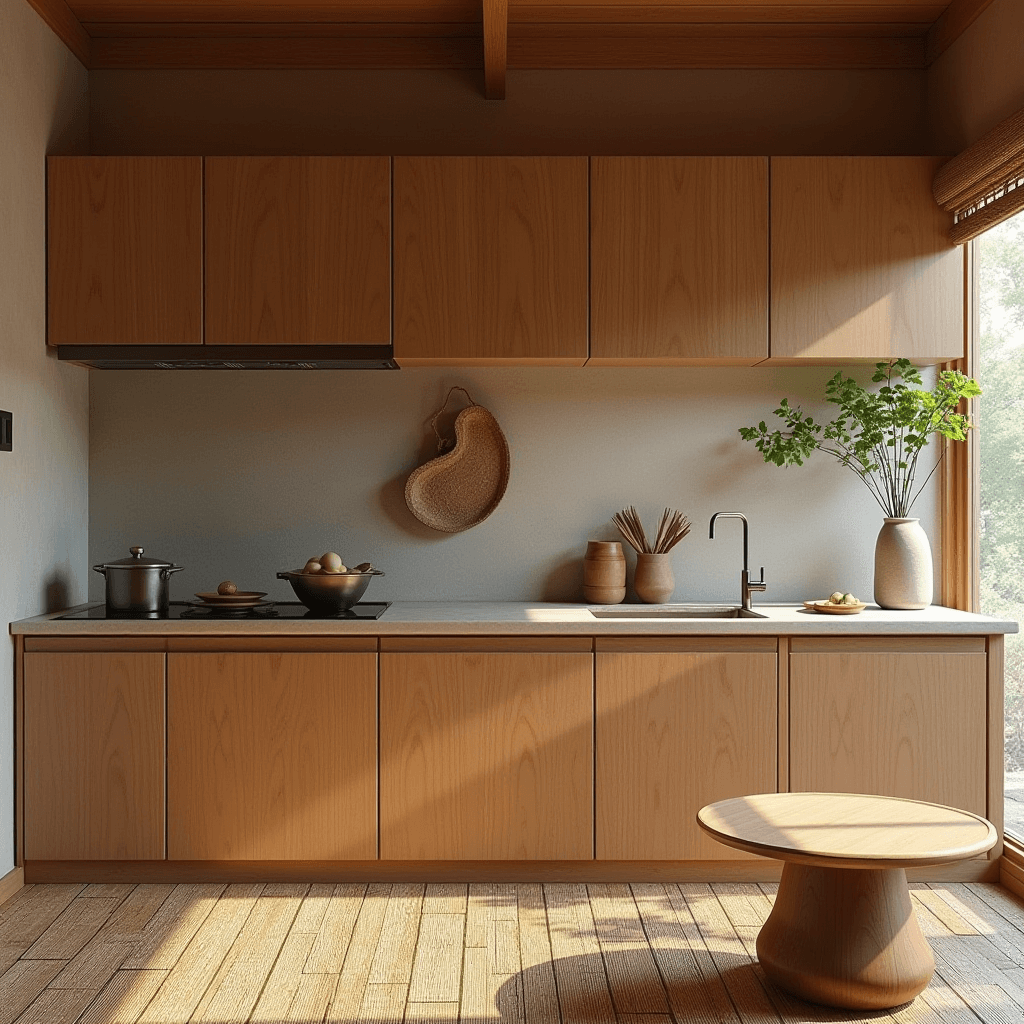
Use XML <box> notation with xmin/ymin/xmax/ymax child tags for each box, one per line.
<box><xmin>588</xmin><ymin>605</ymin><xmax>766</xmax><ymax>619</ymax></box>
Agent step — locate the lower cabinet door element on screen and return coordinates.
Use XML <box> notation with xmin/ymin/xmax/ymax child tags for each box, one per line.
<box><xmin>380</xmin><ymin>652</ymin><xmax>594</xmax><ymax>860</ymax></box>
<box><xmin>168</xmin><ymin>652</ymin><xmax>377</xmax><ymax>860</ymax></box>
<box><xmin>24</xmin><ymin>652</ymin><xmax>166</xmax><ymax>860</ymax></box>
<box><xmin>596</xmin><ymin>645</ymin><xmax>778</xmax><ymax>860</ymax></box>
<box><xmin>789</xmin><ymin>644</ymin><xmax>987</xmax><ymax>814</ymax></box>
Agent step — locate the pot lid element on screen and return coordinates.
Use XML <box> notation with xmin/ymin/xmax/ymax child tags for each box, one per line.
<box><xmin>97</xmin><ymin>546</ymin><xmax>177</xmax><ymax>569</ymax></box>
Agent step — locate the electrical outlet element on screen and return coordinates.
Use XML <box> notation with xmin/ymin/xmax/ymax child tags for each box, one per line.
<box><xmin>0</xmin><ymin>411</ymin><xmax>11</xmax><ymax>452</ymax></box>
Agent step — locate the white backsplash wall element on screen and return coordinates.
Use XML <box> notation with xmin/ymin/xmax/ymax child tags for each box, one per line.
<box><xmin>89</xmin><ymin>365</ymin><xmax>940</xmax><ymax>606</ymax></box>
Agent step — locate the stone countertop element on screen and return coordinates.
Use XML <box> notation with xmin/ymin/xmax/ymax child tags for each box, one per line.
<box><xmin>10</xmin><ymin>602</ymin><xmax>1019</xmax><ymax>636</ymax></box>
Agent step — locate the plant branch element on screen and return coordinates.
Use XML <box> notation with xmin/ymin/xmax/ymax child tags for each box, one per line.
<box><xmin>739</xmin><ymin>360</ymin><xmax>980</xmax><ymax>519</ymax></box>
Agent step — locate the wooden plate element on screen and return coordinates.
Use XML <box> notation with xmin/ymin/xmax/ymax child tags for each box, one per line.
<box><xmin>194</xmin><ymin>591</ymin><xmax>267</xmax><ymax>604</ymax></box>
<box><xmin>803</xmin><ymin>599</ymin><xmax>867</xmax><ymax>615</ymax></box>
<box><xmin>187</xmin><ymin>600</ymin><xmax>274</xmax><ymax>615</ymax></box>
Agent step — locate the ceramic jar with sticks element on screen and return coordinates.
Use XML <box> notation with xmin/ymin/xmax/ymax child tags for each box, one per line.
<box><xmin>613</xmin><ymin>506</ymin><xmax>692</xmax><ymax>603</ymax></box>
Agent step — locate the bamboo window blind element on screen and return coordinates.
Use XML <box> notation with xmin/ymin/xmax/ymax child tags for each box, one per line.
<box><xmin>934</xmin><ymin>106</ymin><xmax>1024</xmax><ymax>245</ymax></box>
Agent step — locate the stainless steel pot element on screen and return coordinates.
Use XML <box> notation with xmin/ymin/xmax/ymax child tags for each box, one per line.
<box><xmin>93</xmin><ymin>546</ymin><xmax>184</xmax><ymax>617</ymax></box>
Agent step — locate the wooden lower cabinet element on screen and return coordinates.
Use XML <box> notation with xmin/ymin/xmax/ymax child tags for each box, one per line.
<box><xmin>595</xmin><ymin>641</ymin><xmax>778</xmax><ymax>860</ymax></box>
<box><xmin>789</xmin><ymin>641</ymin><xmax>987</xmax><ymax>814</ymax></box>
<box><xmin>24</xmin><ymin>652</ymin><xmax>166</xmax><ymax>860</ymax></box>
<box><xmin>167</xmin><ymin>652</ymin><xmax>377</xmax><ymax>860</ymax></box>
<box><xmin>380</xmin><ymin>650</ymin><xmax>593</xmax><ymax>859</ymax></box>
<box><xmin>17</xmin><ymin>631</ymin><xmax>1001</xmax><ymax>877</ymax></box>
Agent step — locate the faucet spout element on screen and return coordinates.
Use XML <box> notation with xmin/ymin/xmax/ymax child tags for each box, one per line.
<box><xmin>709</xmin><ymin>511</ymin><xmax>749</xmax><ymax>571</ymax></box>
<box><xmin>709</xmin><ymin>511</ymin><xmax>766</xmax><ymax>611</ymax></box>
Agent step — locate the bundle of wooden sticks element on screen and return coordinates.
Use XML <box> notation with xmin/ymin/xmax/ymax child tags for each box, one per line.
<box><xmin>612</xmin><ymin>506</ymin><xmax>691</xmax><ymax>554</ymax></box>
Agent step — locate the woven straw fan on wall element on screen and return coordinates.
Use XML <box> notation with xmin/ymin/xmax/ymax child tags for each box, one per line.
<box><xmin>405</xmin><ymin>387</ymin><xmax>511</xmax><ymax>533</ymax></box>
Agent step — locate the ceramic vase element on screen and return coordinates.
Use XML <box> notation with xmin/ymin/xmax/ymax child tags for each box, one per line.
<box><xmin>873</xmin><ymin>518</ymin><xmax>933</xmax><ymax>610</ymax></box>
<box><xmin>583</xmin><ymin>541</ymin><xmax>626</xmax><ymax>604</ymax></box>
<box><xmin>634</xmin><ymin>552</ymin><xmax>675</xmax><ymax>604</ymax></box>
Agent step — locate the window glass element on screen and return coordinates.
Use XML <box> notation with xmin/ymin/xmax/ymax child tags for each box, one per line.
<box><xmin>977</xmin><ymin>211</ymin><xmax>1024</xmax><ymax>839</ymax></box>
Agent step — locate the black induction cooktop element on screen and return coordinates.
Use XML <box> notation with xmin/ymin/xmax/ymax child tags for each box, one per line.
<box><xmin>59</xmin><ymin>601</ymin><xmax>391</xmax><ymax>621</ymax></box>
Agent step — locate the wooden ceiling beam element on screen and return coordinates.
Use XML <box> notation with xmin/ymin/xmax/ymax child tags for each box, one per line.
<box><xmin>24</xmin><ymin>0</ymin><xmax>91</xmax><ymax>66</ymax></box>
<box><xmin>72</xmin><ymin>1</ymin><xmax>480</xmax><ymax>24</ymax></box>
<box><xmin>89</xmin><ymin>34</ymin><xmax>482</xmax><ymax>67</ymax></box>
<box><xmin>86</xmin><ymin>29</ymin><xmax>925</xmax><ymax>71</ymax></box>
<box><xmin>925</xmin><ymin>0</ymin><xmax>997</xmax><ymax>64</ymax></box>
<box><xmin>509</xmin><ymin>30</ymin><xmax>925</xmax><ymax>68</ymax></box>
<box><xmin>483</xmin><ymin>0</ymin><xmax>508</xmax><ymax>99</ymax></box>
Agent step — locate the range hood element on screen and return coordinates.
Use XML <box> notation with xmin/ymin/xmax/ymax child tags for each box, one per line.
<box><xmin>57</xmin><ymin>345</ymin><xmax>399</xmax><ymax>370</ymax></box>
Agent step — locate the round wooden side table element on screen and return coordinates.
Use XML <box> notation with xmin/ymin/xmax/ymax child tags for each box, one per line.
<box><xmin>697</xmin><ymin>792</ymin><xmax>997</xmax><ymax>1010</ymax></box>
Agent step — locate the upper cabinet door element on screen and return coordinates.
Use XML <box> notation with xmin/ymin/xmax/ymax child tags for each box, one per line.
<box><xmin>47</xmin><ymin>156</ymin><xmax>203</xmax><ymax>346</ymax></box>
<box><xmin>770</xmin><ymin>157</ymin><xmax>963</xmax><ymax>363</ymax></box>
<box><xmin>205</xmin><ymin>157</ymin><xmax>391</xmax><ymax>346</ymax></box>
<box><xmin>393</xmin><ymin>157</ymin><xmax>589</xmax><ymax>365</ymax></box>
<box><xmin>591</xmin><ymin>157</ymin><xmax>769</xmax><ymax>364</ymax></box>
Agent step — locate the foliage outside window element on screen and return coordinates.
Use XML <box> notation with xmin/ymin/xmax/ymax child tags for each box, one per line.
<box><xmin>977</xmin><ymin>213</ymin><xmax>1024</xmax><ymax>837</ymax></box>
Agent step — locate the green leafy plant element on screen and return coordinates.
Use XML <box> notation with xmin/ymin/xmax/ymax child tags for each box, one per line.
<box><xmin>739</xmin><ymin>359</ymin><xmax>982</xmax><ymax>519</ymax></box>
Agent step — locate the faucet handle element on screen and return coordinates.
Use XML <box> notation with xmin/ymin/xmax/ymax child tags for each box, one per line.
<box><xmin>749</xmin><ymin>567</ymin><xmax>767</xmax><ymax>592</ymax></box>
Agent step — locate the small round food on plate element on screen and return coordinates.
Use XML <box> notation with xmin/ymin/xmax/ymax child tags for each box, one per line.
<box><xmin>217</xmin><ymin>581</ymin><xmax>237</xmax><ymax>595</ymax></box>
<box><xmin>319</xmin><ymin>551</ymin><xmax>347</xmax><ymax>573</ymax></box>
<box><xmin>303</xmin><ymin>559</ymin><xmax>321</xmax><ymax>575</ymax></box>
<box><xmin>804</xmin><ymin>597</ymin><xmax>866</xmax><ymax>615</ymax></box>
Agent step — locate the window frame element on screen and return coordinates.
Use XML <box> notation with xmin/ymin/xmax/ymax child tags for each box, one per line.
<box><xmin>941</xmin><ymin>239</ymin><xmax>981</xmax><ymax>612</ymax></box>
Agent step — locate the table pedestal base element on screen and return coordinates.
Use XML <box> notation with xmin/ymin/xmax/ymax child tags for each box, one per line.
<box><xmin>756</xmin><ymin>863</ymin><xmax>934</xmax><ymax>1010</ymax></box>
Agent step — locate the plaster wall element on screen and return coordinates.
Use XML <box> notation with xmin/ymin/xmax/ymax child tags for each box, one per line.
<box><xmin>90</xmin><ymin>67</ymin><xmax>930</xmax><ymax>156</ymax></box>
<box><xmin>86</xmin><ymin>66</ymin><xmax>940</xmax><ymax>610</ymax></box>
<box><xmin>89</xmin><ymin>365</ymin><xmax>940</xmax><ymax>609</ymax></box>
<box><xmin>0</xmin><ymin>0</ymin><xmax>89</xmax><ymax>875</ymax></box>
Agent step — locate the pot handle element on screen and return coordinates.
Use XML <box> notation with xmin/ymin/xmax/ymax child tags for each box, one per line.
<box><xmin>91</xmin><ymin>564</ymin><xmax>107</xmax><ymax>575</ymax></box>
<box><xmin>160</xmin><ymin>566</ymin><xmax>185</xmax><ymax>580</ymax></box>
<box><xmin>277</xmin><ymin>572</ymin><xmax>291</xmax><ymax>580</ymax></box>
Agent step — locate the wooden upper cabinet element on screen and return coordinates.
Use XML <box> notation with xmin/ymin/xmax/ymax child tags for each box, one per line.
<box><xmin>47</xmin><ymin>156</ymin><xmax>202</xmax><ymax>346</ymax></box>
<box><xmin>168</xmin><ymin>652</ymin><xmax>377</xmax><ymax>860</ymax></box>
<box><xmin>205</xmin><ymin>157</ymin><xmax>391</xmax><ymax>345</ymax></box>
<box><xmin>591</xmin><ymin>157</ymin><xmax>769</xmax><ymax>364</ymax></box>
<box><xmin>393</xmin><ymin>157</ymin><xmax>589</xmax><ymax>365</ymax></box>
<box><xmin>380</xmin><ymin>650</ymin><xmax>594</xmax><ymax>859</ymax></box>
<box><xmin>770</xmin><ymin>157</ymin><xmax>963</xmax><ymax>362</ymax></box>
<box><xmin>24</xmin><ymin>652</ymin><xmax>166</xmax><ymax>860</ymax></box>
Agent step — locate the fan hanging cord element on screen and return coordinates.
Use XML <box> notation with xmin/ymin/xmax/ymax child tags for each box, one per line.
<box><xmin>430</xmin><ymin>386</ymin><xmax>478</xmax><ymax>451</ymax></box>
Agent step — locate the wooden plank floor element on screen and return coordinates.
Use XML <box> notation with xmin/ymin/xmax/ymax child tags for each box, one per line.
<box><xmin>2</xmin><ymin>880</ymin><xmax>1024</xmax><ymax>1023</ymax></box>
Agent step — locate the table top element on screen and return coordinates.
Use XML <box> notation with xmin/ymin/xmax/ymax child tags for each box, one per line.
<box><xmin>697</xmin><ymin>793</ymin><xmax>998</xmax><ymax>869</ymax></box>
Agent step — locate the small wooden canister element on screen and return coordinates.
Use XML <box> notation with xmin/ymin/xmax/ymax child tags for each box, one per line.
<box><xmin>583</xmin><ymin>541</ymin><xmax>626</xmax><ymax>604</ymax></box>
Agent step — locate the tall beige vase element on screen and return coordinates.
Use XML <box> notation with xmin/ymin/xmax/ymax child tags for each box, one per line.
<box><xmin>634</xmin><ymin>553</ymin><xmax>675</xmax><ymax>604</ymax></box>
<box><xmin>873</xmin><ymin>518</ymin><xmax>932</xmax><ymax>610</ymax></box>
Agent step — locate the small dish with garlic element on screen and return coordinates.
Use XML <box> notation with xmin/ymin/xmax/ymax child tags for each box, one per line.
<box><xmin>803</xmin><ymin>593</ymin><xmax>867</xmax><ymax>615</ymax></box>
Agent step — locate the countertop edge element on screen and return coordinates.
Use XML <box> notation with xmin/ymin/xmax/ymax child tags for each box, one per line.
<box><xmin>9</xmin><ymin>602</ymin><xmax>1019</xmax><ymax>636</ymax></box>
